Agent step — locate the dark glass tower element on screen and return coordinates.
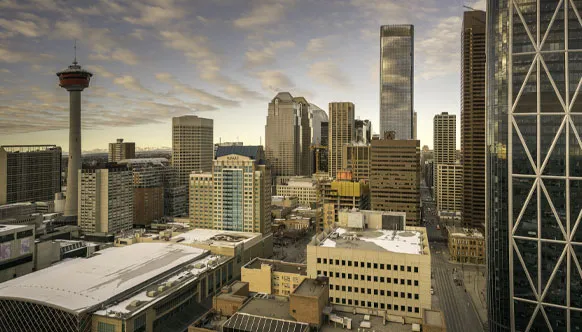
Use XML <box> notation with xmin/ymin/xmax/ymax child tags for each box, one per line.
<box><xmin>380</xmin><ymin>25</ymin><xmax>414</xmax><ymax>140</ymax></box>
<box><xmin>487</xmin><ymin>0</ymin><xmax>582</xmax><ymax>331</ymax></box>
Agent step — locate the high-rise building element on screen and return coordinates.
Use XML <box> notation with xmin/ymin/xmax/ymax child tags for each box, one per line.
<box><xmin>380</xmin><ymin>25</ymin><xmax>414</xmax><ymax>139</ymax></box>
<box><xmin>328</xmin><ymin>102</ymin><xmax>355</xmax><ymax>178</ymax></box>
<box><xmin>79</xmin><ymin>164</ymin><xmax>133</xmax><ymax>234</ymax></box>
<box><xmin>436</xmin><ymin>163</ymin><xmax>462</xmax><ymax>221</ymax></box>
<box><xmin>189</xmin><ymin>146</ymin><xmax>271</xmax><ymax>234</ymax></box>
<box><xmin>310</xmin><ymin>104</ymin><xmax>328</xmax><ymax>145</ymax></box>
<box><xmin>413</xmin><ymin>111</ymin><xmax>418</xmax><ymax>140</ymax></box>
<box><xmin>487</xmin><ymin>1</ymin><xmax>582</xmax><ymax>330</ymax></box>
<box><xmin>265</xmin><ymin>92</ymin><xmax>311</xmax><ymax>177</ymax></box>
<box><xmin>0</xmin><ymin>145</ymin><xmax>61</xmax><ymax>205</ymax></box>
<box><xmin>171</xmin><ymin>115</ymin><xmax>213</xmax><ymax>186</ymax></box>
<box><xmin>342</xmin><ymin>143</ymin><xmax>370</xmax><ymax>181</ymax></box>
<box><xmin>461</xmin><ymin>10</ymin><xmax>486</xmax><ymax>229</ymax></box>
<box><xmin>433</xmin><ymin>112</ymin><xmax>456</xmax><ymax>200</ymax></box>
<box><xmin>370</xmin><ymin>133</ymin><xmax>421</xmax><ymax>226</ymax></box>
<box><xmin>214</xmin><ymin>141</ymin><xmax>243</xmax><ymax>158</ymax></box>
<box><xmin>355</xmin><ymin>119</ymin><xmax>372</xmax><ymax>144</ymax></box>
<box><xmin>320</xmin><ymin>171</ymin><xmax>370</xmax><ymax>227</ymax></box>
<box><xmin>108</xmin><ymin>138</ymin><xmax>135</xmax><ymax>162</ymax></box>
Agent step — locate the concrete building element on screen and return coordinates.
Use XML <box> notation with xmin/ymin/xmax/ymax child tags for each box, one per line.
<box><xmin>0</xmin><ymin>145</ymin><xmax>62</xmax><ymax>205</ymax></box>
<box><xmin>172</xmin><ymin>115</ymin><xmax>214</xmax><ymax>186</ymax></box>
<box><xmin>309</xmin><ymin>103</ymin><xmax>328</xmax><ymax>146</ymax></box>
<box><xmin>420</xmin><ymin>147</ymin><xmax>434</xmax><ymax>188</ymax></box>
<box><xmin>380</xmin><ymin>25</ymin><xmax>414</xmax><ymax>139</ymax></box>
<box><xmin>436</xmin><ymin>164</ymin><xmax>463</xmax><ymax>221</ymax></box>
<box><xmin>275</xmin><ymin>176</ymin><xmax>319</xmax><ymax>207</ymax></box>
<box><xmin>320</xmin><ymin>173</ymin><xmax>370</xmax><ymax>226</ymax></box>
<box><xmin>328</xmin><ymin>102</ymin><xmax>355</xmax><ymax>178</ymax></box>
<box><xmin>355</xmin><ymin>119</ymin><xmax>372</xmax><ymax>144</ymax></box>
<box><xmin>265</xmin><ymin>92</ymin><xmax>311</xmax><ymax>177</ymax></box>
<box><xmin>79</xmin><ymin>164</ymin><xmax>133</xmax><ymax>235</ymax></box>
<box><xmin>338</xmin><ymin>209</ymin><xmax>406</xmax><ymax>231</ymax></box>
<box><xmin>446</xmin><ymin>226</ymin><xmax>484</xmax><ymax>264</ymax></box>
<box><xmin>118</xmin><ymin>158</ymin><xmax>168</xmax><ymax>226</ymax></box>
<box><xmin>212</xmin><ymin>281</ymin><xmax>250</xmax><ymax>317</ymax></box>
<box><xmin>108</xmin><ymin>138</ymin><xmax>135</xmax><ymax>162</ymax></box>
<box><xmin>413</xmin><ymin>111</ymin><xmax>417</xmax><ymax>140</ymax></box>
<box><xmin>0</xmin><ymin>224</ymin><xmax>35</xmax><ymax>283</ymax></box>
<box><xmin>433</xmin><ymin>112</ymin><xmax>456</xmax><ymax>197</ymax></box>
<box><xmin>189</xmin><ymin>146</ymin><xmax>271</xmax><ymax>234</ymax></box>
<box><xmin>461</xmin><ymin>10</ymin><xmax>486</xmax><ymax>229</ymax></box>
<box><xmin>370</xmin><ymin>135</ymin><xmax>421</xmax><ymax>226</ymax></box>
<box><xmin>241</xmin><ymin>258</ymin><xmax>307</xmax><ymax>296</ymax></box>
<box><xmin>214</xmin><ymin>141</ymin><xmax>243</xmax><ymax>157</ymax></box>
<box><xmin>0</xmin><ymin>243</ymin><xmax>235</xmax><ymax>332</ymax></box>
<box><xmin>307</xmin><ymin>224</ymin><xmax>431</xmax><ymax>324</ymax></box>
<box><xmin>289</xmin><ymin>278</ymin><xmax>329</xmax><ymax>328</ymax></box>
<box><xmin>342</xmin><ymin>143</ymin><xmax>371</xmax><ymax>181</ymax></box>
<box><xmin>163</xmin><ymin>167</ymin><xmax>188</xmax><ymax>217</ymax></box>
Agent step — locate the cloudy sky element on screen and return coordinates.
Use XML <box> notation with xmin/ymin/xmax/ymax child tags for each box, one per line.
<box><xmin>0</xmin><ymin>0</ymin><xmax>484</xmax><ymax>152</ymax></box>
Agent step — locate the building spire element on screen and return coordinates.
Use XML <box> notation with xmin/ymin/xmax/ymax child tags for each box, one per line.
<box><xmin>73</xmin><ymin>40</ymin><xmax>77</xmax><ymax>65</ymax></box>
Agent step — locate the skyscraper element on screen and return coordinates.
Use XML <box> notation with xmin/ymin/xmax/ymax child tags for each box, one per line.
<box><xmin>380</xmin><ymin>25</ymin><xmax>414</xmax><ymax>139</ymax></box>
<box><xmin>433</xmin><ymin>112</ymin><xmax>456</xmax><ymax>198</ymax></box>
<box><xmin>355</xmin><ymin>119</ymin><xmax>372</xmax><ymax>144</ymax></box>
<box><xmin>462</xmin><ymin>10</ymin><xmax>486</xmax><ymax>229</ymax></box>
<box><xmin>265</xmin><ymin>92</ymin><xmax>311</xmax><ymax>177</ymax></box>
<box><xmin>171</xmin><ymin>115</ymin><xmax>213</xmax><ymax>186</ymax></box>
<box><xmin>328</xmin><ymin>102</ymin><xmax>355</xmax><ymax>178</ymax></box>
<box><xmin>342</xmin><ymin>143</ymin><xmax>370</xmax><ymax>181</ymax></box>
<box><xmin>108</xmin><ymin>138</ymin><xmax>135</xmax><ymax>162</ymax></box>
<box><xmin>436</xmin><ymin>163</ymin><xmax>462</xmax><ymax>222</ymax></box>
<box><xmin>487</xmin><ymin>1</ymin><xmax>582</xmax><ymax>330</ymax></box>
<box><xmin>0</xmin><ymin>145</ymin><xmax>61</xmax><ymax>205</ymax></box>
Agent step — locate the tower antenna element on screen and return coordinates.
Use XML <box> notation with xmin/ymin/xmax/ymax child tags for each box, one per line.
<box><xmin>73</xmin><ymin>40</ymin><xmax>77</xmax><ymax>65</ymax></box>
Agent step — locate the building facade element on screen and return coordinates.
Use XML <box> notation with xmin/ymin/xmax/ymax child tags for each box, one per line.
<box><xmin>0</xmin><ymin>224</ymin><xmax>35</xmax><ymax>283</ymax></box>
<box><xmin>320</xmin><ymin>175</ymin><xmax>370</xmax><ymax>225</ymax></box>
<box><xmin>461</xmin><ymin>10</ymin><xmax>486</xmax><ymax>229</ymax></box>
<box><xmin>108</xmin><ymin>138</ymin><xmax>135</xmax><ymax>162</ymax></box>
<box><xmin>436</xmin><ymin>163</ymin><xmax>463</xmax><ymax>217</ymax></box>
<box><xmin>189</xmin><ymin>172</ymin><xmax>213</xmax><ymax>229</ymax></box>
<box><xmin>487</xmin><ymin>0</ymin><xmax>582</xmax><ymax>330</ymax></box>
<box><xmin>0</xmin><ymin>145</ymin><xmax>61</xmax><ymax>205</ymax></box>
<box><xmin>433</xmin><ymin>112</ymin><xmax>457</xmax><ymax>198</ymax></box>
<box><xmin>241</xmin><ymin>258</ymin><xmax>307</xmax><ymax>296</ymax></box>
<box><xmin>380</xmin><ymin>25</ymin><xmax>414</xmax><ymax>139</ymax></box>
<box><xmin>275</xmin><ymin>177</ymin><xmax>319</xmax><ymax>207</ymax></box>
<box><xmin>446</xmin><ymin>226</ymin><xmax>484</xmax><ymax>265</ymax></box>
<box><xmin>265</xmin><ymin>92</ymin><xmax>311</xmax><ymax>177</ymax></box>
<box><xmin>171</xmin><ymin>115</ymin><xmax>214</xmax><ymax>186</ymax></box>
<box><xmin>355</xmin><ymin>119</ymin><xmax>372</xmax><ymax>144</ymax></box>
<box><xmin>342</xmin><ymin>143</ymin><xmax>371</xmax><ymax>181</ymax></box>
<box><xmin>370</xmin><ymin>136</ymin><xmax>421</xmax><ymax>226</ymax></box>
<box><xmin>79</xmin><ymin>165</ymin><xmax>133</xmax><ymax>234</ymax></box>
<box><xmin>328</xmin><ymin>102</ymin><xmax>355</xmax><ymax>178</ymax></box>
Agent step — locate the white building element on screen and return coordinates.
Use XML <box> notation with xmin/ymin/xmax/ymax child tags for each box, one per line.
<box><xmin>0</xmin><ymin>224</ymin><xmax>35</xmax><ymax>282</ymax></box>
<box><xmin>275</xmin><ymin>177</ymin><xmax>319</xmax><ymax>206</ymax></box>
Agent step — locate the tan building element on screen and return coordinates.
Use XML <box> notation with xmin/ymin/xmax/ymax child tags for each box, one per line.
<box><xmin>436</xmin><ymin>164</ymin><xmax>463</xmax><ymax>217</ymax></box>
<box><xmin>461</xmin><ymin>10</ymin><xmax>486</xmax><ymax>229</ymax></box>
<box><xmin>212</xmin><ymin>281</ymin><xmax>250</xmax><ymax>317</ymax></box>
<box><xmin>328</xmin><ymin>102</ymin><xmax>355</xmax><ymax>178</ymax></box>
<box><xmin>338</xmin><ymin>209</ymin><xmax>406</xmax><ymax>230</ymax></box>
<box><xmin>189</xmin><ymin>172</ymin><xmax>213</xmax><ymax>228</ymax></box>
<box><xmin>320</xmin><ymin>175</ymin><xmax>370</xmax><ymax>227</ymax></box>
<box><xmin>275</xmin><ymin>177</ymin><xmax>319</xmax><ymax>206</ymax></box>
<box><xmin>265</xmin><ymin>92</ymin><xmax>311</xmax><ymax>177</ymax></box>
<box><xmin>172</xmin><ymin>115</ymin><xmax>214</xmax><ymax>186</ymax></box>
<box><xmin>446</xmin><ymin>226</ymin><xmax>485</xmax><ymax>264</ymax></box>
<box><xmin>241</xmin><ymin>258</ymin><xmax>307</xmax><ymax>296</ymax></box>
<box><xmin>433</xmin><ymin>112</ymin><xmax>456</xmax><ymax>197</ymax></box>
<box><xmin>307</xmin><ymin>224</ymin><xmax>431</xmax><ymax>324</ymax></box>
<box><xmin>370</xmin><ymin>135</ymin><xmax>421</xmax><ymax>226</ymax></box>
<box><xmin>342</xmin><ymin>143</ymin><xmax>371</xmax><ymax>181</ymax></box>
<box><xmin>289</xmin><ymin>277</ymin><xmax>329</xmax><ymax>328</ymax></box>
<box><xmin>108</xmin><ymin>138</ymin><xmax>135</xmax><ymax>162</ymax></box>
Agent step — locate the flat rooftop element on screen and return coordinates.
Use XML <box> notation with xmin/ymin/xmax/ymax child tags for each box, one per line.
<box><xmin>0</xmin><ymin>224</ymin><xmax>32</xmax><ymax>232</ymax></box>
<box><xmin>292</xmin><ymin>278</ymin><xmax>328</xmax><ymax>297</ymax></box>
<box><xmin>172</xmin><ymin>228</ymin><xmax>262</xmax><ymax>248</ymax></box>
<box><xmin>0</xmin><ymin>243</ymin><xmax>207</xmax><ymax>314</ymax></box>
<box><xmin>319</xmin><ymin>227</ymin><xmax>425</xmax><ymax>255</ymax></box>
<box><xmin>447</xmin><ymin>226</ymin><xmax>484</xmax><ymax>238</ymax></box>
<box><xmin>244</xmin><ymin>258</ymin><xmax>307</xmax><ymax>275</ymax></box>
<box><xmin>239</xmin><ymin>295</ymin><xmax>295</xmax><ymax>321</ymax></box>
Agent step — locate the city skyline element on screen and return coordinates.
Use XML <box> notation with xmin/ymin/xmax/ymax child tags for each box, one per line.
<box><xmin>0</xmin><ymin>0</ymin><xmax>484</xmax><ymax>152</ymax></box>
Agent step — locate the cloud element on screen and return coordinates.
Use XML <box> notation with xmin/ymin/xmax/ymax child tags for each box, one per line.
<box><xmin>0</xmin><ymin>18</ymin><xmax>46</xmax><ymax>37</ymax></box>
<box><xmin>245</xmin><ymin>40</ymin><xmax>295</xmax><ymax>67</ymax></box>
<box><xmin>256</xmin><ymin>70</ymin><xmax>295</xmax><ymax>92</ymax></box>
<box><xmin>234</xmin><ymin>1</ymin><xmax>293</xmax><ymax>29</ymax></box>
<box><xmin>124</xmin><ymin>1</ymin><xmax>185</xmax><ymax>26</ymax></box>
<box><xmin>466</xmin><ymin>0</ymin><xmax>485</xmax><ymax>11</ymax></box>
<box><xmin>113</xmin><ymin>75</ymin><xmax>153</xmax><ymax>94</ymax></box>
<box><xmin>416</xmin><ymin>16</ymin><xmax>462</xmax><ymax>80</ymax></box>
<box><xmin>155</xmin><ymin>72</ymin><xmax>240</xmax><ymax>107</ymax></box>
<box><xmin>0</xmin><ymin>44</ymin><xmax>54</xmax><ymax>63</ymax></box>
<box><xmin>308</xmin><ymin>60</ymin><xmax>352</xmax><ymax>89</ymax></box>
<box><xmin>85</xmin><ymin>65</ymin><xmax>115</xmax><ymax>79</ymax></box>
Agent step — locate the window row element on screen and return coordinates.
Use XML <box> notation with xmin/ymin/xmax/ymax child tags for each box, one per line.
<box><xmin>319</xmin><ymin>270</ymin><xmax>419</xmax><ymax>286</ymax></box>
<box><xmin>316</xmin><ymin>258</ymin><xmax>419</xmax><ymax>273</ymax></box>
<box><xmin>329</xmin><ymin>297</ymin><xmax>420</xmax><ymax>313</ymax></box>
<box><xmin>329</xmin><ymin>284</ymin><xmax>420</xmax><ymax>300</ymax></box>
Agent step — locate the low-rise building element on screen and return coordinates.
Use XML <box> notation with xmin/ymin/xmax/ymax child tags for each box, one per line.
<box><xmin>271</xmin><ymin>196</ymin><xmax>299</xmax><ymax>209</ymax></box>
<box><xmin>338</xmin><ymin>209</ymin><xmax>406</xmax><ymax>230</ymax></box>
<box><xmin>320</xmin><ymin>175</ymin><xmax>370</xmax><ymax>227</ymax></box>
<box><xmin>241</xmin><ymin>258</ymin><xmax>307</xmax><ymax>296</ymax></box>
<box><xmin>289</xmin><ymin>277</ymin><xmax>329</xmax><ymax>328</ymax></box>
<box><xmin>212</xmin><ymin>281</ymin><xmax>250</xmax><ymax>317</ymax></box>
<box><xmin>307</xmin><ymin>224</ymin><xmax>431</xmax><ymax>324</ymax></box>
<box><xmin>446</xmin><ymin>226</ymin><xmax>485</xmax><ymax>264</ymax></box>
<box><xmin>0</xmin><ymin>224</ymin><xmax>35</xmax><ymax>282</ymax></box>
<box><xmin>276</xmin><ymin>177</ymin><xmax>319</xmax><ymax>207</ymax></box>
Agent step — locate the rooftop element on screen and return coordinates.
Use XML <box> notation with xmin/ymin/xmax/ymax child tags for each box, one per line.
<box><xmin>447</xmin><ymin>226</ymin><xmax>484</xmax><ymax>238</ymax></box>
<box><xmin>172</xmin><ymin>228</ymin><xmax>262</xmax><ymax>248</ymax></box>
<box><xmin>215</xmin><ymin>145</ymin><xmax>263</xmax><ymax>160</ymax></box>
<box><xmin>292</xmin><ymin>278</ymin><xmax>328</xmax><ymax>297</ymax></box>
<box><xmin>317</xmin><ymin>227</ymin><xmax>425</xmax><ymax>255</ymax></box>
<box><xmin>239</xmin><ymin>295</ymin><xmax>295</xmax><ymax>321</ymax></box>
<box><xmin>0</xmin><ymin>243</ymin><xmax>207</xmax><ymax>314</ymax></box>
<box><xmin>244</xmin><ymin>258</ymin><xmax>307</xmax><ymax>276</ymax></box>
<box><xmin>0</xmin><ymin>224</ymin><xmax>32</xmax><ymax>232</ymax></box>
<box><xmin>223</xmin><ymin>312</ymin><xmax>309</xmax><ymax>332</ymax></box>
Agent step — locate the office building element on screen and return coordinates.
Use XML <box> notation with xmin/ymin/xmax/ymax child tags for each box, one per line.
<box><xmin>380</xmin><ymin>25</ymin><xmax>414</xmax><ymax>139</ymax></box>
<box><xmin>0</xmin><ymin>224</ymin><xmax>35</xmax><ymax>283</ymax></box>
<box><xmin>276</xmin><ymin>177</ymin><xmax>319</xmax><ymax>206</ymax></box>
<box><xmin>0</xmin><ymin>145</ymin><xmax>61</xmax><ymax>205</ymax></box>
<box><xmin>118</xmin><ymin>158</ymin><xmax>167</xmax><ymax>226</ymax></box>
<box><xmin>189</xmin><ymin>172</ymin><xmax>213</xmax><ymax>229</ymax></box>
<box><xmin>265</xmin><ymin>92</ymin><xmax>311</xmax><ymax>177</ymax></box>
<box><xmin>370</xmin><ymin>134</ymin><xmax>421</xmax><ymax>226</ymax></box>
<box><xmin>413</xmin><ymin>111</ymin><xmax>417</xmax><ymax>140</ymax></box>
<box><xmin>163</xmin><ymin>167</ymin><xmax>188</xmax><ymax>217</ymax></box>
<box><xmin>342</xmin><ymin>143</ymin><xmax>371</xmax><ymax>181</ymax></box>
<box><xmin>487</xmin><ymin>1</ymin><xmax>582</xmax><ymax>330</ymax></box>
<box><xmin>310</xmin><ymin>104</ymin><xmax>328</xmax><ymax>145</ymax></box>
<box><xmin>355</xmin><ymin>119</ymin><xmax>372</xmax><ymax>144</ymax></box>
<box><xmin>321</xmin><ymin>172</ymin><xmax>370</xmax><ymax>226</ymax></box>
<box><xmin>108</xmin><ymin>138</ymin><xmax>135</xmax><ymax>162</ymax></box>
<box><xmin>214</xmin><ymin>141</ymin><xmax>243</xmax><ymax>157</ymax></box>
<box><xmin>436</xmin><ymin>163</ymin><xmax>463</xmax><ymax>221</ymax></box>
<box><xmin>79</xmin><ymin>164</ymin><xmax>133</xmax><ymax>234</ymax></box>
<box><xmin>420</xmin><ymin>147</ymin><xmax>434</xmax><ymax>188</ymax></box>
<box><xmin>241</xmin><ymin>258</ymin><xmax>307</xmax><ymax>296</ymax></box>
<box><xmin>433</xmin><ymin>112</ymin><xmax>457</xmax><ymax>196</ymax></box>
<box><xmin>461</xmin><ymin>10</ymin><xmax>486</xmax><ymax>228</ymax></box>
<box><xmin>446</xmin><ymin>226</ymin><xmax>484</xmax><ymax>264</ymax></box>
<box><xmin>307</xmin><ymin>224</ymin><xmax>431</xmax><ymax>323</ymax></box>
<box><xmin>328</xmin><ymin>102</ymin><xmax>355</xmax><ymax>178</ymax></box>
<box><xmin>171</xmin><ymin>115</ymin><xmax>213</xmax><ymax>186</ymax></box>
<box><xmin>337</xmin><ymin>209</ymin><xmax>406</xmax><ymax>231</ymax></box>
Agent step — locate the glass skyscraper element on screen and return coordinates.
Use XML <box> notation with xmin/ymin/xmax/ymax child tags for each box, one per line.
<box><xmin>487</xmin><ymin>0</ymin><xmax>582</xmax><ymax>331</ymax></box>
<box><xmin>380</xmin><ymin>25</ymin><xmax>414</xmax><ymax>140</ymax></box>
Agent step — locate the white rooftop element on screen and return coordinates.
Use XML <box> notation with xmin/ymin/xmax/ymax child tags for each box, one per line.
<box><xmin>0</xmin><ymin>224</ymin><xmax>31</xmax><ymax>232</ymax></box>
<box><xmin>172</xmin><ymin>228</ymin><xmax>261</xmax><ymax>248</ymax></box>
<box><xmin>320</xmin><ymin>227</ymin><xmax>425</xmax><ymax>255</ymax></box>
<box><xmin>0</xmin><ymin>243</ymin><xmax>207</xmax><ymax>314</ymax></box>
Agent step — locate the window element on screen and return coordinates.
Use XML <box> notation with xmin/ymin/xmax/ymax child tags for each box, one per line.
<box><xmin>415</xmin><ymin>307</ymin><xmax>420</xmax><ymax>313</ymax></box>
<box><xmin>342</xmin><ymin>286</ymin><xmax>346</xmax><ymax>291</ymax></box>
<box><xmin>393</xmin><ymin>264</ymin><xmax>397</xmax><ymax>270</ymax></box>
<box><xmin>342</xmin><ymin>298</ymin><xmax>346</xmax><ymax>304</ymax></box>
<box><xmin>354</xmin><ymin>261</ymin><xmax>358</xmax><ymax>267</ymax></box>
<box><xmin>401</xmin><ymin>305</ymin><xmax>405</xmax><ymax>311</ymax></box>
<box><xmin>355</xmin><ymin>300</ymin><xmax>359</xmax><ymax>306</ymax></box>
<box><xmin>387</xmin><ymin>304</ymin><xmax>392</xmax><ymax>310</ymax></box>
<box><xmin>407</xmin><ymin>279</ymin><xmax>412</xmax><ymax>286</ymax></box>
<box><xmin>367</xmin><ymin>288</ymin><xmax>371</xmax><ymax>294</ymax></box>
<box><xmin>387</xmin><ymin>264</ymin><xmax>392</xmax><ymax>271</ymax></box>
<box><xmin>393</xmin><ymin>278</ymin><xmax>397</xmax><ymax>284</ymax></box>
<box><xmin>335</xmin><ymin>259</ymin><xmax>340</xmax><ymax>265</ymax></box>
<box><xmin>394</xmin><ymin>305</ymin><xmax>398</xmax><ymax>311</ymax></box>
<box><xmin>414</xmin><ymin>280</ymin><xmax>419</xmax><ymax>286</ymax></box>
<box><xmin>367</xmin><ymin>262</ymin><xmax>371</xmax><ymax>268</ymax></box>
<box><xmin>335</xmin><ymin>285</ymin><xmax>340</xmax><ymax>290</ymax></box>
<box><xmin>374</xmin><ymin>263</ymin><xmax>378</xmax><ymax>269</ymax></box>
<box><xmin>317</xmin><ymin>258</ymin><xmax>321</xmax><ymax>264</ymax></box>
<box><xmin>348</xmin><ymin>286</ymin><xmax>352</xmax><ymax>292</ymax></box>
<box><xmin>414</xmin><ymin>266</ymin><xmax>418</xmax><ymax>273</ymax></box>
<box><xmin>394</xmin><ymin>292</ymin><xmax>398</xmax><ymax>298</ymax></box>
<box><xmin>374</xmin><ymin>289</ymin><xmax>378</xmax><ymax>295</ymax></box>
<box><xmin>342</xmin><ymin>260</ymin><xmax>346</xmax><ymax>266</ymax></box>
<box><xmin>317</xmin><ymin>270</ymin><xmax>321</xmax><ymax>275</ymax></box>
<box><xmin>361</xmin><ymin>288</ymin><xmax>365</xmax><ymax>294</ymax></box>
<box><xmin>400</xmin><ymin>292</ymin><xmax>405</xmax><ymax>298</ymax></box>
<box><xmin>408</xmin><ymin>306</ymin><xmax>412</xmax><ymax>312</ymax></box>
<box><xmin>367</xmin><ymin>301</ymin><xmax>372</xmax><ymax>308</ymax></box>
<box><xmin>335</xmin><ymin>272</ymin><xmax>339</xmax><ymax>278</ymax></box>
<box><xmin>400</xmin><ymin>265</ymin><xmax>404</xmax><ymax>271</ymax></box>
<box><xmin>354</xmin><ymin>274</ymin><xmax>358</xmax><ymax>280</ymax></box>
<box><xmin>324</xmin><ymin>271</ymin><xmax>328</xmax><ymax>276</ymax></box>
<box><xmin>348</xmin><ymin>299</ymin><xmax>352</xmax><ymax>305</ymax></box>
<box><xmin>342</xmin><ymin>273</ymin><xmax>346</xmax><ymax>278</ymax></box>
<box><xmin>361</xmin><ymin>274</ymin><xmax>365</xmax><ymax>280</ymax></box>
<box><xmin>415</xmin><ymin>294</ymin><xmax>419</xmax><ymax>300</ymax></box>
<box><xmin>374</xmin><ymin>302</ymin><xmax>378</xmax><ymax>308</ymax></box>
<box><xmin>408</xmin><ymin>293</ymin><xmax>412</xmax><ymax>299</ymax></box>
<box><xmin>97</xmin><ymin>322</ymin><xmax>116</xmax><ymax>332</ymax></box>
<box><xmin>367</xmin><ymin>275</ymin><xmax>371</xmax><ymax>281</ymax></box>
<box><xmin>387</xmin><ymin>291</ymin><xmax>392</xmax><ymax>296</ymax></box>
<box><xmin>400</xmin><ymin>279</ymin><xmax>405</xmax><ymax>285</ymax></box>
<box><xmin>354</xmin><ymin>287</ymin><xmax>359</xmax><ymax>292</ymax></box>
<box><xmin>381</xmin><ymin>303</ymin><xmax>385</xmax><ymax>309</ymax></box>
<box><xmin>323</xmin><ymin>258</ymin><xmax>327</xmax><ymax>264</ymax></box>
<box><xmin>134</xmin><ymin>314</ymin><xmax>146</xmax><ymax>332</ymax></box>
<box><xmin>329</xmin><ymin>284</ymin><xmax>333</xmax><ymax>289</ymax></box>
<box><xmin>374</xmin><ymin>276</ymin><xmax>378</xmax><ymax>282</ymax></box>
<box><xmin>348</xmin><ymin>261</ymin><xmax>352</xmax><ymax>266</ymax></box>
<box><xmin>348</xmin><ymin>273</ymin><xmax>352</xmax><ymax>279</ymax></box>
<box><xmin>380</xmin><ymin>264</ymin><xmax>385</xmax><ymax>269</ymax></box>
<box><xmin>380</xmin><ymin>277</ymin><xmax>385</xmax><ymax>282</ymax></box>
<box><xmin>407</xmin><ymin>266</ymin><xmax>412</xmax><ymax>272</ymax></box>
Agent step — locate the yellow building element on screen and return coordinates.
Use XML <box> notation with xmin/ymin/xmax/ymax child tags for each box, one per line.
<box><xmin>446</xmin><ymin>226</ymin><xmax>485</xmax><ymax>264</ymax></box>
<box><xmin>320</xmin><ymin>176</ymin><xmax>370</xmax><ymax>228</ymax></box>
<box><xmin>241</xmin><ymin>258</ymin><xmax>307</xmax><ymax>296</ymax></box>
<box><xmin>307</xmin><ymin>224</ymin><xmax>431</xmax><ymax>324</ymax></box>
<box><xmin>189</xmin><ymin>172</ymin><xmax>213</xmax><ymax>228</ymax></box>
<box><xmin>342</xmin><ymin>143</ymin><xmax>370</xmax><ymax>181</ymax></box>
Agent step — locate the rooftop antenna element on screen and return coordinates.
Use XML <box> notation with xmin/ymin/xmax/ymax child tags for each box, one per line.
<box><xmin>73</xmin><ymin>40</ymin><xmax>78</xmax><ymax>65</ymax></box>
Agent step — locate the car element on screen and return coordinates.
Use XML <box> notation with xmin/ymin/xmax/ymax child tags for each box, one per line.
<box><xmin>430</xmin><ymin>287</ymin><xmax>435</xmax><ymax>295</ymax></box>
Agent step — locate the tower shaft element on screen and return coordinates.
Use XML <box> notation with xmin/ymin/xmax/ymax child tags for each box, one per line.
<box><xmin>64</xmin><ymin>90</ymin><xmax>81</xmax><ymax>217</ymax></box>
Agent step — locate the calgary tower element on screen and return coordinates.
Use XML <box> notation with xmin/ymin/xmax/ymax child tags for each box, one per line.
<box><xmin>56</xmin><ymin>49</ymin><xmax>93</xmax><ymax>217</ymax></box>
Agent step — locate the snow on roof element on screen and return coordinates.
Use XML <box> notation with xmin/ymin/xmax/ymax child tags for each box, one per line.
<box><xmin>320</xmin><ymin>227</ymin><xmax>424</xmax><ymax>255</ymax></box>
<box><xmin>0</xmin><ymin>243</ymin><xmax>207</xmax><ymax>314</ymax></box>
<box><xmin>0</xmin><ymin>224</ymin><xmax>31</xmax><ymax>232</ymax></box>
<box><xmin>172</xmin><ymin>228</ymin><xmax>261</xmax><ymax>247</ymax></box>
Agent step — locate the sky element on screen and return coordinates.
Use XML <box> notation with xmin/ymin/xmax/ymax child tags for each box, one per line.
<box><xmin>0</xmin><ymin>0</ymin><xmax>485</xmax><ymax>152</ymax></box>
